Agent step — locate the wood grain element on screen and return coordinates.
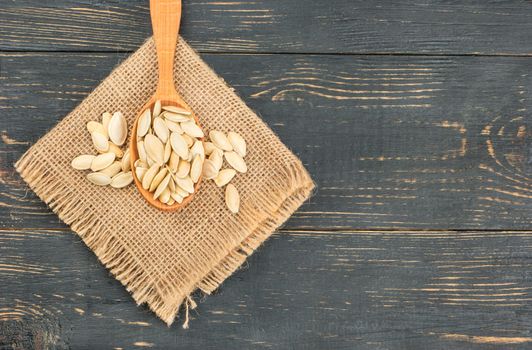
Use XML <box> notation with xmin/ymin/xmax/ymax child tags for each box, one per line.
<box><xmin>1</xmin><ymin>228</ymin><xmax>532</xmax><ymax>349</ymax></box>
<box><xmin>0</xmin><ymin>52</ymin><xmax>530</xmax><ymax>230</ymax></box>
<box><xmin>0</xmin><ymin>0</ymin><xmax>531</xmax><ymax>54</ymax></box>
<box><xmin>150</xmin><ymin>0</ymin><xmax>181</xmax><ymax>97</ymax></box>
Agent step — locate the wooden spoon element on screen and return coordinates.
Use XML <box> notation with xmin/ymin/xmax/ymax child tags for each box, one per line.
<box><xmin>130</xmin><ymin>0</ymin><xmax>203</xmax><ymax>211</ymax></box>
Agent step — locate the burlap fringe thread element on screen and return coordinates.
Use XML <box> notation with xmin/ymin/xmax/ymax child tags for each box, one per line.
<box><xmin>16</xmin><ymin>147</ymin><xmax>314</xmax><ymax>327</ymax></box>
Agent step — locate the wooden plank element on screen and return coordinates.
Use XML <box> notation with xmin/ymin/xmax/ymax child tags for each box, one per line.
<box><xmin>1</xmin><ymin>228</ymin><xmax>532</xmax><ymax>349</ymax></box>
<box><xmin>1</xmin><ymin>52</ymin><xmax>530</xmax><ymax>230</ymax></box>
<box><xmin>1</xmin><ymin>0</ymin><xmax>532</xmax><ymax>54</ymax></box>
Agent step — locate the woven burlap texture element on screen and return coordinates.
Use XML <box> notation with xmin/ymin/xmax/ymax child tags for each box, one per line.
<box><xmin>15</xmin><ymin>37</ymin><xmax>314</xmax><ymax>326</ymax></box>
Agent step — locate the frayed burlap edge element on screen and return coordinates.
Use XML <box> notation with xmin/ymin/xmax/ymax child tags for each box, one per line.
<box><xmin>16</xmin><ymin>151</ymin><xmax>313</xmax><ymax>326</ymax></box>
<box><xmin>15</xmin><ymin>40</ymin><xmax>315</xmax><ymax>325</ymax></box>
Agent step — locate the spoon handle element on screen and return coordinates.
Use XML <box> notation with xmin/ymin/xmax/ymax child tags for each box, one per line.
<box><xmin>150</xmin><ymin>0</ymin><xmax>182</xmax><ymax>98</ymax></box>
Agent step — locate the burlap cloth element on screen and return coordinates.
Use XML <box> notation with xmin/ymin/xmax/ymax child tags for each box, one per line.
<box><xmin>15</xmin><ymin>37</ymin><xmax>314</xmax><ymax>326</ymax></box>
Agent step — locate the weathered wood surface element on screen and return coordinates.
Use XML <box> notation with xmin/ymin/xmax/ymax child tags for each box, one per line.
<box><xmin>1</xmin><ymin>0</ymin><xmax>532</xmax><ymax>54</ymax></box>
<box><xmin>1</xmin><ymin>53</ymin><xmax>530</xmax><ymax>230</ymax></box>
<box><xmin>2</xmin><ymin>228</ymin><xmax>532</xmax><ymax>349</ymax></box>
<box><xmin>1</xmin><ymin>0</ymin><xmax>532</xmax><ymax>349</ymax></box>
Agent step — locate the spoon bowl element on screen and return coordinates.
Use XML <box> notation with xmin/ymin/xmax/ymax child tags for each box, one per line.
<box><xmin>130</xmin><ymin>97</ymin><xmax>203</xmax><ymax>211</ymax></box>
<box><xmin>130</xmin><ymin>0</ymin><xmax>203</xmax><ymax>211</ymax></box>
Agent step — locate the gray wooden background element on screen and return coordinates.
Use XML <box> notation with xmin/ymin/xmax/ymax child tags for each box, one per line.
<box><xmin>1</xmin><ymin>1</ymin><xmax>531</xmax><ymax>349</ymax></box>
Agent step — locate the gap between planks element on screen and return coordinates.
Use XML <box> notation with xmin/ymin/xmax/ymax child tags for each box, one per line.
<box><xmin>2</xmin><ymin>49</ymin><xmax>532</xmax><ymax>58</ymax></box>
<box><xmin>1</xmin><ymin>227</ymin><xmax>532</xmax><ymax>234</ymax></box>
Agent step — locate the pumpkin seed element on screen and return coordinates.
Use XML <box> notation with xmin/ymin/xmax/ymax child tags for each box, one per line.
<box><xmin>168</xmin><ymin>151</ymin><xmax>180</xmax><ymax>172</ymax></box>
<box><xmin>182</xmin><ymin>134</ymin><xmax>194</xmax><ymax>148</ymax></box>
<box><xmin>225</xmin><ymin>184</ymin><xmax>240</xmax><ymax>213</ymax></box>
<box><xmin>135</xmin><ymin>166</ymin><xmax>147</xmax><ymax>181</ymax></box>
<box><xmin>108</xmin><ymin>111</ymin><xmax>127</xmax><ymax>146</ymax></box>
<box><xmin>91</xmin><ymin>131</ymin><xmax>109</xmax><ymax>152</ymax></box>
<box><xmin>164</xmin><ymin>112</ymin><xmax>190</xmax><ymax>123</ymax></box>
<box><xmin>202</xmin><ymin>159</ymin><xmax>218</xmax><ymax>179</ymax></box>
<box><xmin>209</xmin><ymin>149</ymin><xmax>223</xmax><ymax>171</ymax></box>
<box><xmin>146</xmin><ymin>155</ymin><xmax>156</xmax><ymax>167</ymax></box>
<box><xmin>190</xmin><ymin>155</ymin><xmax>203</xmax><ymax>183</ymax></box>
<box><xmin>134</xmin><ymin>159</ymin><xmax>147</xmax><ymax>168</ymax></box>
<box><xmin>168</xmin><ymin>176</ymin><xmax>176</xmax><ymax>192</ymax></box>
<box><xmin>153</xmin><ymin>117</ymin><xmax>169</xmax><ymax>143</ymax></box>
<box><xmin>71</xmin><ymin>154</ymin><xmax>95</xmax><ymax>170</ymax></box>
<box><xmin>87</xmin><ymin>172</ymin><xmax>111</xmax><ymax>186</ymax></box>
<box><xmin>87</xmin><ymin>121</ymin><xmax>107</xmax><ymax>137</ymax></box>
<box><xmin>111</xmin><ymin>171</ymin><xmax>133</xmax><ymax>188</ymax></box>
<box><xmin>149</xmin><ymin>167</ymin><xmax>168</xmax><ymax>192</ymax></box>
<box><xmin>144</xmin><ymin>134</ymin><xmax>165</xmax><ymax>165</ymax></box>
<box><xmin>209</xmin><ymin>130</ymin><xmax>232</xmax><ymax>151</ymax></box>
<box><xmin>137</xmin><ymin>109</ymin><xmax>151</xmax><ymax>137</ymax></box>
<box><xmin>164</xmin><ymin>140</ymin><xmax>171</xmax><ymax>163</ymax></box>
<box><xmin>100</xmin><ymin>161</ymin><xmax>122</xmax><ymax>177</ymax></box>
<box><xmin>204</xmin><ymin>142</ymin><xmax>217</xmax><ymax>156</ymax></box>
<box><xmin>174</xmin><ymin>185</ymin><xmax>189</xmax><ymax>197</ymax></box>
<box><xmin>214</xmin><ymin>168</ymin><xmax>236</xmax><ymax>187</ymax></box>
<box><xmin>137</xmin><ymin>141</ymin><xmax>147</xmax><ymax>163</ymax></box>
<box><xmin>190</xmin><ymin>140</ymin><xmax>205</xmax><ymax>160</ymax></box>
<box><xmin>224</xmin><ymin>151</ymin><xmax>247</xmax><ymax>173</ymax></box>
<box><xmin>153</xmin><ymin>100</ymin><xmax>162</xmax><ymax>118</ymax></box>
<box><xmin>165</xmin><ymin>119</ymin><xmax>183</xmax><ymax>133</ymax></box>
<box><xmin>170</xmin><ymin>191</ymin><xmax>184</xmax><ymax>203</ymax></box>
<box><xmin>107</xmin><ymin>142</ymin><xmax>124</xmax><ymax>158</ymax></box>
<box><xmin>102</xmin><ymin>112</ymin><xmax>112</xmax><ymax>136</ymax></box>
<box><xmin>176</xmin><ymin>159</ymin><xmax>191</xmax><ymax>178</ymax></box>
<box><xmin>227</xmin><ymin>131</ymin><xmax>246</xmax><ymax>157</ymax></box>
<box><xmin>163</xmin><ymin>105</ymin><xmax>191</xmax><ymax>115</ymax></box>
<box><xmin>91</xmin><ymin>152</ymin><xmax>116</xmax><ymax>171</ymax></box>
<box><xmin>175</xmin><ymin>176</ymin><xmax>195</xmax><ymax>193</ymax></box>
<box><xmin>153</xmin><ymin>173</ymin><xmax>172</xmax><ymax>200</ymax></box>
<box><xmin>160</xmin><ymin>188</ymin><xmax>172</xmax><ymax>204</ymax></box>
<box><xmin>121</xmin><ymin>149</ymin><xmax>131</xmax><ymax>171</ymax></box>
<box><xmin>142</xmin><ymin>164</ymin><xmax>160</xmax><ymax>190</ymax></box>
<box><xmin>170</xmin><ymin>132</ymin><xmax>189</xmax><ymax>158</ymax></box>
<box><xmin>181</xmin><ymin>120</ymin><xmax>204</xmax><ymax>138</ymax></box>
